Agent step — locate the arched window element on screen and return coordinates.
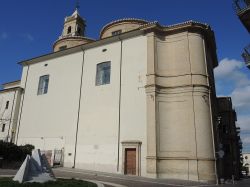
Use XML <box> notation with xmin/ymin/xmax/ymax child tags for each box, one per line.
<box><xmin>2</xmin><ymin>124</ymin><xmax>5</xmax><ymax>132</ymax></box>
<box><xmin>5</xmin><ymin>101</ymin><xmax>9</xmax><ymax>109</ymax></box>
<box><xmin>67</xmin><ymin>26</ymin><xmax>72</xmax><ymax>34</ymax></box>
<box><xmin>77</xmin><ymin>27</ymin><xmax>81</xmax><ymax>35</ymax></box>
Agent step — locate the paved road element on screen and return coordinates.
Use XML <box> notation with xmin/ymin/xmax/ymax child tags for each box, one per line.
<box><xmin>1</xmin><ymin>168</ymin><xmax>250</xmax><ymax>187</ymax></box>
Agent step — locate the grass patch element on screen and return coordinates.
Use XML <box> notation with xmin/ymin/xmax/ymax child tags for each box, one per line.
<box><xmin>0</xmin><ymin>178</ymin><xmax>97</xmax><ymax>187</ymax></box>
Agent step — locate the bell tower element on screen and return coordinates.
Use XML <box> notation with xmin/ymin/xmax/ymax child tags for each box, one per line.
<box><xmin>62</xmin><ymin>9</ymin><xmax>86</xmax><ymax>37</ymax></box>
<box><xmin>53</xmin><ymin>6</ymin><xmax>94</xmax><ymax>52</ymax></box>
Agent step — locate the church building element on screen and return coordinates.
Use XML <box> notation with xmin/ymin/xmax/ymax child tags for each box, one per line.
<box><xmin>0</xmin><ymin>8</ymin><xmax>220</xmax><ymax>182</ymax></box>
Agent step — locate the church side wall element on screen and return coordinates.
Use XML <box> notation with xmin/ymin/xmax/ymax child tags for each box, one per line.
<box><xmin>16</xmin><ymin>52</ymin><xmax>83</xmax><ymax>166</ymax></box>
<box><xmin>75</xmin><ymin>35</ymin><xmax>147</xmax><ymax>174</ymax></box>
<box><xmin>0</xmin><ymin>90</ymin><xmax>16</xmax><ymax>141</ymax></box>
<box><xmin>9</xmin><ymin>88</ymin><xmax>22</xmax><ymax>143</ymax></box>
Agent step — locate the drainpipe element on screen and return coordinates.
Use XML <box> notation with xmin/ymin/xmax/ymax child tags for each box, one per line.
<box><xmin>187</xmin><ymin>33</ymin><xmax>199</xmax><ymax>180</ymax></box>
<box><xmin>117</xmin><ymin>36</ymin><xmax>123</xmax><ymax>172</ymax></box>
<box><xmin>73</xmin><ymin>48</ymin><xmax>85</xmax><ymax>168</ymax></box>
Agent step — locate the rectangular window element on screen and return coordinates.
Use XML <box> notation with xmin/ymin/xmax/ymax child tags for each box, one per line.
<box><xmin>112</xmin><ymin>30</ymin><xmax>122</xmax><ymax>36</ymax></box>
<box><xmin>2</xmin><ymin>124</ymin><xmax>5</xmax><ymax>132</ymax></box>
<box><xmin>59</xmin><ymin>45</ymin><xmax>67</xmax><ymax>51</ymax></box>
<box><xmin>96</xmin><ymin>62</ymin><xmax>111</xmax><ymax>86</ymax></box>
<box><xmin>5</xmin><ymin>101</ymin><xmax>9</xmax><ymax>109</ymax></box>
<box><xmin>37</xmin><ymin>75</ymin><xmax>49</xmax><ymax>95</ymax></box>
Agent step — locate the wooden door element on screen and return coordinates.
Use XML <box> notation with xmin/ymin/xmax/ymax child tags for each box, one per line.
<box><xmin>125</xmin><ymin>148</ymin><xmax>136</xmax><ymax>175</ymax></box>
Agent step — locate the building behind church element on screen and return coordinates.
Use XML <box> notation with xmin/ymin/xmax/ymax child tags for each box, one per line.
<box><xmin>0</xmin><ymin>8</ymin><xmax>242</xmax><ymax>183</ymax></box>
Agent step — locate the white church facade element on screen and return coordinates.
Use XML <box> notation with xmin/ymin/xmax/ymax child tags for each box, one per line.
<box><xmin>0</xmin><ymin>9</ymin><xmax>219</xmax><ymax>182</ymax></box>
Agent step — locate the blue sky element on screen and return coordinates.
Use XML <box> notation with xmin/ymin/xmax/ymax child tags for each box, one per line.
<box><xmin>0</xmin><ymin>0</ymin><xmax>250</xmax><ymax>151</ymax></box>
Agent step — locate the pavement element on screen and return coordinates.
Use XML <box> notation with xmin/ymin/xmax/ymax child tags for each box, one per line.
<box><xmin>1</xmin><ymin>168</ymin><xmax>250</xmax><ymax>187</ymax></box>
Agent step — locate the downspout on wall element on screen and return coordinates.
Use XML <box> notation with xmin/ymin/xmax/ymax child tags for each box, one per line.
<box><xmin>73</xmin><ymin>49</ymin><xmax>85</xmax><ymax>168</ymax></box>
<box><xmin>117</xmin><ymin>36</ymin><xmax>123</xmax><ymax>172</ymax></box>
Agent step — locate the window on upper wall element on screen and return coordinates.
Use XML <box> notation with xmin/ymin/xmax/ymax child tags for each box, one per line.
<box><xmin>67</xmin><ymin>26</ymin><xmax>72</xmax><ymax>34</ymax></box>
<box><xmin>112</xmin><ymin>30</ymin><xmax>122</xmax><ymax>36</ymax></box>
<box><xmin>77</xmin><ymin>27</ymin><xmax>81</xmax><ymax>35</ymax></box>
<box><xmin>2</xmin><ymin>124</ymin><xmax>5</xmax><ymax>132</ymax></box>
<box><xmin>5</xmin><ymin>101</ymin><xmax>9</xmax><ymax>109</ymax></box>
<box><xmin>37</xmin><ymin>75</ymin><xmax>49</xmax><ymax>95</ymax></box>
<box><xmin>59</xmin><ymin>45</ymin><xmax>67</xmax><ymax>51</ymax></box>
<box><xmin>96</xmin><ymin>62</ymin><xmax>111</xmax><ymax>86</ymax></box>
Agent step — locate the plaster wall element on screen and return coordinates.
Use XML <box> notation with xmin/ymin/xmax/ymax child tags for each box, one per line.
<box><xmin>119</xmin><ymin>36</ymin><xmax>147</xmax><ymax>176</ymax></box>
<box><xmin>75</xmin><ymin>35</ymin><xmax>147</xmax><ymax>174</ymax></box>
<box><xmin>0</xmin><ymin>91</ymin><xmax>15</xmax><ymax>140</ymax></box>
<box><xmin>17</xmin><ymin>35</ymin><xmax>148</xmax><ymax>173</ymax></box>
<box><xmin>16</xmin><ymin>52</ymin><xmax>83</xmax><ymax>166</ymax></box>
<box><xmin>0</xmin><ymin>88</ymin><xmax>22</xmax><ymax>142</ymax></box>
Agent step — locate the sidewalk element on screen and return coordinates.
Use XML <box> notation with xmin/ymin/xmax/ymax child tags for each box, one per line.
<box><xmin>2</xmin><ymin>168</ymin><xmax>250</xmax><ymax>187</ymax></box>
<box><xmin>53</xmin><ymin>167</ymin><xmax>213</xmax><ymax>187</ymax></box>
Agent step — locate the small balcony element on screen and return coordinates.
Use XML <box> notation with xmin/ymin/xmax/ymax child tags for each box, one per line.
<box><xmin>233</xmin><ymin>0</ymin><xmax>250</xmax><ymax>32</ymax></box>
<box><xmin>242</xmin><ymin>44</ymin><xmax>250</xmax><ymax>68</ymax></box>
<box><xmin>236</xmin><ymin>127</ymin><xmax>241</xmax><ymax>134</ymax></box>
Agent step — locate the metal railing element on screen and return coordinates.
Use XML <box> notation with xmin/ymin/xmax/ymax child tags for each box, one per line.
<box><xmin>233</xmin><ymin>0</ymin><xmax>250</xmax><ymax>14</ymax></box>
<box><xmin>242</xmin><ymin>44</ymin><xmax>250</xmax><ymax>65</ymax></box>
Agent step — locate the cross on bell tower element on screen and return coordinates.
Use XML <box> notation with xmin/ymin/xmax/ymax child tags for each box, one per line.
<box><xmin>75</xmin><ymin>0</ymin><xmax>80</xmax><ymax>11</ymax></box>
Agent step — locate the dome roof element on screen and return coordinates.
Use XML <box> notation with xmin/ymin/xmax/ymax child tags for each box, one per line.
<box><xmin>100</xmin><ymin>18</ymin><xmax>149</xmax><ymax>39</ymax></box>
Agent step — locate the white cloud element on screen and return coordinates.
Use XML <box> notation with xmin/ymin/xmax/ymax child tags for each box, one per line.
<box><xmin>0</xmin><ymin>32</ymin><xmax>8</xmax><ymax>40</ymax></box>
<box><xmin>21</xmin><ymin>33</ymin><xmax>34</xmax><ymax>41</ymax></box>
<box><xmin>237</xmin><ymin>115</ymin><xmax>250</xmax><ymax>131</ymax></box>
<box><xmin>215</xmin><ymin>58</ymin><xmax>243</xmax><ymax>77</ymax></box>
<box><xmin>242</xmin><ymin>136</ymin><xmax>250</xmax><ymax>144</ymax></box>
<box><xmin>231</xmin><ymin>86</ymin><xmax>250</xmax><ymax>113</ymax></box>
<box><xmin>214</xmin><ymin>58</ymin><xmax>250</xmax><ymax>88</ymax></box>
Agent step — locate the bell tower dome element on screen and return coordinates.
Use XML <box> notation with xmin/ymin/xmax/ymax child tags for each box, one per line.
<box><xmin>53</xmin><ymin>8</ymin><xmax>94</xmax><ymax>52</ymax></box>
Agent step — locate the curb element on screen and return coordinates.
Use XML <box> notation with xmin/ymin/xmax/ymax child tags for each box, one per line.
<box><xmin>58</xmin><ymin>177</ymin><xmax>105</xmax><ymax>187</ymax></box>
<box><xmin>0</xmin><ymin>175</ymin><xmax>105</xmax><ymax>187</ymax></box>
<box><xmin>0</xmin><ymin>175</ymin><xmax>14</xmax><ymax>177</ymax></box>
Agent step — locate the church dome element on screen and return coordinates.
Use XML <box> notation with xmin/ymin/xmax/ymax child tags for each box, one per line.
<box><xmin>53</xmin><ymin>36</ymin><xmax>95</xmax><ymax>52</ymax></box>
<box><xmin>100</xmin><ymin>18</ymin><xmax>149</xmax><ymax>39</ymax></box>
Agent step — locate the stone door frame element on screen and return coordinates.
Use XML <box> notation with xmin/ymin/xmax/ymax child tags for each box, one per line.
<box><xmin>121</xmin><ymin>141</ymin><xmax>141</xmax><ymax>176</ymax></box>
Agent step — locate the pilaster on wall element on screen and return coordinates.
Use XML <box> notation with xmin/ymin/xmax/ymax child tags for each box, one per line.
<box><xmin>145</xmin><ymin>32</ymin><xmax>158</xmax><ymax>177</ymax></box>
<box><xmin>145</xmin><ymin>31</ymin><xmax>217</xmax><ymax>182</ymax></box>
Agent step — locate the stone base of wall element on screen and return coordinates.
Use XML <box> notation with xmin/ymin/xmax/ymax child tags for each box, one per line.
<box><xmin>147</xmin><ymin>158</ymin><xmax>216</xmax><ymax>183</ymax></box>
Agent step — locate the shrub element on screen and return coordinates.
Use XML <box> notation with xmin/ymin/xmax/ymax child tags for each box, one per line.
<box><xmin>0</xmin><ymin>141</ymin><xmax>34</xmax><ymax>162</ymax></box>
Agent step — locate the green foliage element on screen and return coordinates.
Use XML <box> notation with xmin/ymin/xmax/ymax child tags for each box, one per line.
<box><xmin>0</xmin><ymin>178</ymin><xmax>97</xmax><ymax>187</ymax></box>
<box><xmin>0</xmin><ymin>141</ymin><xmax>34</xmax><ymax>162</ymax></box>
